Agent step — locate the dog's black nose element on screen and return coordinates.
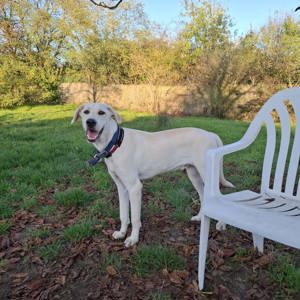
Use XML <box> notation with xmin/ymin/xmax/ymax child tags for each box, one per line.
<box><xmin>86</xmin><ymin>118</ymin><xmax>97</xmax><ymax>128</ymax></box>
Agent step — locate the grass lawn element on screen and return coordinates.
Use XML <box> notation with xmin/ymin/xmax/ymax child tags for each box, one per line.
<box><xmin>0</xmin><ymin>104</ymin><xmax>299</xmax><ymax>299</ymax></box>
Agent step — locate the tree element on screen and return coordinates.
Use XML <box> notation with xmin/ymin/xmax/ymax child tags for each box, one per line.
<box><xmin>178</xmin><ymin>0</ymin><xmax>248</xmax><ymax>118</ymax></box>
<box><xmin>129</xmin><ymin>27</ymin><xmax>180</xmax><ymax>120</ymax></box>
<box><xmin>179</xmin><ymin>0</ymin><xmax>233</xmax><ymax>63</ymax></box>
<box><xmin>258</xmin><ymin>15</ymin><xmax>300</xmax><ymax>87</ymax></box>
<box><xmin>69</xmin><ymin>36</ymin><xmax>132</xmax><ymax>102</ymax></box>
<box><xmin>66</xmin><ymin>0</ymin><xmax>148</xmax><ymax>102</ymax></box>
<box><xmin>0</xmin><ymin>0</ymin><xmax>96</xmax><ymax>107</ymax></box>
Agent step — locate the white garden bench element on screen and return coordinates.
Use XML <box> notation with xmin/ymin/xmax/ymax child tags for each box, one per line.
<box><xmin>198</xmin><ymin>87</ymin><xmax>300</xmax><ymax>290</ymax></box>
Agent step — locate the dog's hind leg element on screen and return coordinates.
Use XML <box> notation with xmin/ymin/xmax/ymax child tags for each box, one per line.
<box><xmin>191</xmin><ymin>163</ymin><xmax>227</xmax><ymax>230</ymax></box>
<box><xmin>186</xmin><ymin>166</ymin><xmax>204</xmax><ymax>222</ymax></box>
<box><xmin>110</xmin><ymin>173</ymin><xmax>130</xmax><ymax>240</ymax></box>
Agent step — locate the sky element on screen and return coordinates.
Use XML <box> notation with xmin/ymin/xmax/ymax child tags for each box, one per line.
<box><xmin>143</xmin><ymin>0</ymin><xmax>300</xmax><ymax>35</ymax></box>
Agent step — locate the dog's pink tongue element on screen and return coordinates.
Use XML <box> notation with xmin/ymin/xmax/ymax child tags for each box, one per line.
<box><xmin>87</xmin><ymin>130</ymin><xmax>98</xmax><ymax>140</ymax></box>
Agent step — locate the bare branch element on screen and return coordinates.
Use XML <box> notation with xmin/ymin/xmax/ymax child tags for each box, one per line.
<box><xmin>89</xmin><ymin>0</ymin><xmax>123</xmax><ymax>9</ymax></box>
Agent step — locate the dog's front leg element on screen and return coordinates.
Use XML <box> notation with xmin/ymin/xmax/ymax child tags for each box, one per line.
<box><xmin>113</xmin><ymin>183</ymin><xmax>130</xmax><ymax>239</ymax></box>
<box><xmin>110</xmin><ymin>174</ymin><xmax>130</xmax><ymax>240</ymax></box>
<box><xmin>124</xmin><ymin>180</ymin><xmax>142</xmax><ymax>247</ymax></box>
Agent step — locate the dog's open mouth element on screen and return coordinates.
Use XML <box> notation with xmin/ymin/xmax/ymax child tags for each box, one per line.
<box><xmin>86</xmin><ymin>129</ymin><xmax>100</xmax><ymax>142</ymax></box>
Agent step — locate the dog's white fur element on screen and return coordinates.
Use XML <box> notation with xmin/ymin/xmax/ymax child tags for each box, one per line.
<box><xmin>72</xmin><ymin>103</ymin><xmax>233</xmax><ymax>247</ymax></box>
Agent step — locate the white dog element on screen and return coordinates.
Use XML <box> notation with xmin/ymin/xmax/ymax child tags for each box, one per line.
<box><xmin>71</xmin><ymin>103</ymin><xmax>233</xmax><ymax>247</ymax></box>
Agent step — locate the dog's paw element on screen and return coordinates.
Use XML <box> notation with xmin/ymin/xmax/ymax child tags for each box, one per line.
<box><xmin>112</xmin><ymin>230</ymin><xmax>126</xmax><ymax>239</ymax></box>
<box><xmin>216</xmin><ymin>221</ymin><xmax>226</xmax><ymax>231</ymax></box>
<box><xmin>191</xmin><ymin>214</ymin><xmax>201</xmax><ymax>222</ymax></box>
<box><xmin>124</xmin><ymin>235</ymin><xmax>139</xmax><ymax>247</ymax></box>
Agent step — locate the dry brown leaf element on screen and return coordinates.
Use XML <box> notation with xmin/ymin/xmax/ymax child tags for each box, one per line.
<box><xmin>162</xmin><ymin>268</ymin><xmax>169</xmax><ymax>277</ymax></box>
<box><xmin>27</xmin><ymin>279</ymin><xmax>45</xmax><ymax>291</ymax></box>
<box><xmin>9</xmin><ymin>257</ymin><xmax>21</xmax><ymax>264</ymax></box>
<box><xmin>223</xmin><ymin>248</ymin><xmax>235</xmax><ymax>257</ymax></box>
<box><xmin>12</xmin><ymin>272</ymin><xmax>28</xmax><ymax>278</ymax></box>
<box><xmin>106</xmin><ymin>266</ymin><xmax>117</xmax><ymax>276</ymax></box>
<box><xmin>253</xmin><ymin>255</ymin><xmax>273</xmax><ymax>270</ymax></box>
<box><xmin>56</xmin><ymin>275</ymin><xmax>66</xmax><ymax>286</ymax></box>
<box><xmin>169</xmin><ymin>270</ymin><xmax>189</xmax><ymax>285</ymax></box>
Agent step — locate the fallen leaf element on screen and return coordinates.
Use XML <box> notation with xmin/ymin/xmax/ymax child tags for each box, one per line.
<box><xmin>9</xmin><ymin>246</ymin><xmax>23</xmax><ymax>254</ymax></box>
<box><xmin>27</xmin><ymin>279</ymin><xmax>44</xmax><ymax>291</ymax></box>
<box><xmin>162</xmin><ymin>268</ymin><xmax>169</xmax><ymax>277</ymax></box>
<box><xmin>12</xmin><ymin>272</ymin><xmax>28</xmax><ymax>278</ymax></box>
<box><xmin>169</xmin><ymin>270</ymin><xmax>189</xmax><ymax>285</ymax></box>
<box><xmin>39</xmin><ymin>284</ymin><xmax>61</xmax><ymax>299</ymax></box>
<box><xmin>253</xmin><ymin>255</ymin><xmax>273</xmax><ymax>270</ymax></box>
<box><xmin>31</xmin><ymin>255</ymin><xmax>43</xmax><ymax>265</ymax></box>
<box><xmin>0</xmin><ymin>237</ymin><xmax>10</xmax><ymax>250</ymax></box>
<box><xmin>9</xmin><ymin>257</ymin><xmax>21</xmax><ymax>264</ymax></box>
<box><xmin>223</xmin><ymin>248</ymin><xmax>235</xmax><ymax>257</ymax></box>
<box><xmin>56</xmin><ymin>275</ymin><xmax>66</xmax><ymax>286</ymax></box>
<box><xmin>106</xmin><ymin>266</ymin><xmax>117</xmax><ymax>276</ymax></box>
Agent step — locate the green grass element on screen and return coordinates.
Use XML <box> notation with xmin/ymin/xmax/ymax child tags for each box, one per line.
<box><xmin>234</xmin><ymin>247</ymin><xmax>248</xmax><ymax>258</ymax></box>
<box><xmin>133</xmin><ymin>245</ymin><xmax>185</xmax><ymax>277</ymax></box>
<box><xmin>148</xmin><ymin>292</ymin><xmax>172</xmax><ymax>300</ymax></box>
<box><xmin>102</xmin><ymin>252</ymin><xmax>122</xmax><ymax>274</ymax></box>
<box><xmin>0</xmin><ymin>221</ymin><xmax>11</xmax><ymax>235</ymax></box>
<box><xmin>36</xmin><ymin>205</ymin><xmax>56</xmax><ymax>217</ymax></box>
<box><xmin>0</xmin><ymin>259</ymin><xmax>8</xmax><ymax>269</ymax></box>
<box><xmin>0</xmin><ymin>202</ymin><xmax>13</xmax><ymax>219</ymax></box>
<box><xmin>87</xmin><ymin>198</ymin><xmax>118</xmax><ymax>218</ymax></box>
<box><xmin>0</xmin><ymin>103</ymin><xmax>265</xmax><ymax>221</ymax></box>
<box><xmin>62</xmin><ymin>218</ymin><xmax>97</xmax><ymax>242</ymax></box>
<box><xmin>37</xmin><ymin>241</ymin><xmax>62</xmax><ymax>263</ymax></box>
<box><xmin>54</xmin><ymin>188</ymin><xmax>94</xmax><ymax>208</ymax></box>
<box><xmin>92</xmin><ymin>166</ymin><xmax>113</xmax><ymax>191</ymax></box>
<box><xmin>20</xmin><ymin>197</ymin><xmax>37</xmax><ymax>211</ymax></box>
<box><xmin>0</xmin><ymin>103</ymin><xmax>299</xmax><ymax>297</ymax></box>
<box><xmin>27</xmin><ymin>228</ymin><xmax>51</xmax><ymax>239</ymax></box>
<box><xmin>268</xmin><ymin>255</ymin><xmax>300</xmax><ymax>292</ymax></box>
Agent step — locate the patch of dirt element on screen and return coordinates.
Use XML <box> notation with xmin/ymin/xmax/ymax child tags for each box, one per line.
<box><xmin>0</xmin><ymin>186</ymin><xmax>299</xmax><ymax>300</ymax></box>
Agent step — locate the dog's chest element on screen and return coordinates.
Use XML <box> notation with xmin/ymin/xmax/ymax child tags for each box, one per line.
<box><xmin>104</xmin><ymin>159</ymin><xmax>123</xmax><ymax>179</ymax></box>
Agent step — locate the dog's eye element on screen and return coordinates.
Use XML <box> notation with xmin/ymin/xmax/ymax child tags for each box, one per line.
<box><xmin>83</xmin><ymin>110</ymin><xmax>90</xmax><ymax>115</ymax></box>
<box><xmin>98</xmin><ymin>111</ymin><xmax>105</xmax><ymax>115</ymax></box>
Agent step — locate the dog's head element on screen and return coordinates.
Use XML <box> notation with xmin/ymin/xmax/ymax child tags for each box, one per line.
<box><xmin>71</xmin><ymin>103</ymin><xmax>121</xmax><ymax>143</ymax></box>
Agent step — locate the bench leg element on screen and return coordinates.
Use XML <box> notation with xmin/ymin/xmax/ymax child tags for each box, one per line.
<box><xmin>252</xmin><ymin>233</ymin><xmax>264</xmax><ymax>253</ymax></box>
<box><xmin>198</xmin><ymin>215</ymin><xmax>210</xmax><ymax>290</ymax></box>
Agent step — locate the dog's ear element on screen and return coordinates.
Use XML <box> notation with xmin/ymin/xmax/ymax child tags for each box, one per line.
<box><xmin>106</xmin><ymin>104</ymin><xmax>122</xmax><ymax>124</ymax></box>
<box><xmin>71</xmin><ymin>104</ymin><xmax>85</xmax><ymax>125</ymax></box>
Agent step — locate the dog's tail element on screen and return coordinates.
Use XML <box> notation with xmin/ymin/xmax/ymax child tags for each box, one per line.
<box><xmin>215</xmin><ymin>135</ymin><xmax>235</xmax><ymax>188</ymax></box>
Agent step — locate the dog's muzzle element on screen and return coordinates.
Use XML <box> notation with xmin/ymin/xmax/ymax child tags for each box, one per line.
<box><xmin>86</xmin><ymin>125</ymin><xmax>104</xmax><ymax>142</ymax></box>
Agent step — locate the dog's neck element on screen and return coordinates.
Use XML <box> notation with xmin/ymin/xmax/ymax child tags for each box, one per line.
<box><xmin>93</xmin><ymin>119</ymin><xmax>118</xmax><ymax>152</ymax></box>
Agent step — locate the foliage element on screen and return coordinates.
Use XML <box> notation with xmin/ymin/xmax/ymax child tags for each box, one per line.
<box><xmin>0</xmin><ymin>0</ymin><xmax>73</xmax><ymax>107</ymax></box>
<box><xmin>179</xmin><ymin>0</ymin><xmax>233</xmax><ymax>62</ymax></box>
<box><xmin>129</xmin><ymin>28</ymin><xmax>179</xmax><ymax>116</ymax></box>
<box><xmin>0</xmin><ymin>0</ymin><xmax>299</xmax><ymax>116</ymax></box>
<box><xmin>258</xmin><ymin>15</ymin><xmax>300</xmax><ymax>87</ymax></box>
<box><xmin>188</xmin><ymin>43</ymin><xmax>260</xmax><ymax>118</ymax></box>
